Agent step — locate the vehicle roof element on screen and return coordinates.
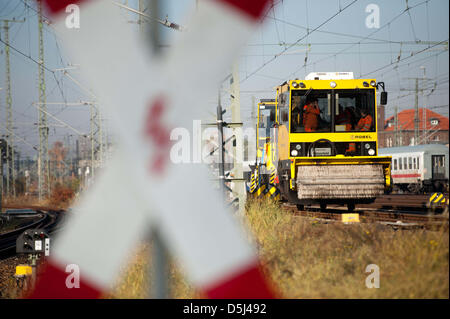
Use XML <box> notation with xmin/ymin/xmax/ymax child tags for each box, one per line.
<box><xmin>379</xmin><ymin>144</ymin><xmax>449</xmax><ymax>154</ymax></box>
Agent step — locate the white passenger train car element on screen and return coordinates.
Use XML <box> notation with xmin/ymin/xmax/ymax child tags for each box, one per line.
<box><xmin>379</xmin><ymin>144</ymin><xmax>449</xmax><ymax>193</ymax></box>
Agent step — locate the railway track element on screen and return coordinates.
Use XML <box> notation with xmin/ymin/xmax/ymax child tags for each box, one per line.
<box><xmin>359</xmin><ymin>194</ymin><xmax>449</xmax><ymax>211</ymax></box>
<box><xmin>282</xmin><ymin>200</ymin><xmax>449</xmax><ymax>231</ymax></box>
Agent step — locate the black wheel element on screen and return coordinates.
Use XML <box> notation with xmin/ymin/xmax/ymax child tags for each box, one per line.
<box><xmin>407</xmin><ymin>183</ymin><xmax>420</xmax><ymax>194</ymax></box>
<box><xmin>347</xmin><ymin>203</ymin><xmax>355</xmax><ymax>212</ymax></box>
<box><xmin>320</xmin><ymin>203</ymin><xmax>327</xmax><ymax>211</ymax></box>
<box><xmin>296</xmin><ymin>204</ymin><xmax>305</xmax><ymax>211</ymax></box>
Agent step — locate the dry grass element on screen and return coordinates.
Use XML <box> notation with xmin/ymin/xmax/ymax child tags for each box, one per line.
<box><xmin>111</xmin><ymin>198</ymin><xmax>448</xmax><ymax>299</ymax></box>
<box><xmin>109</xmin><ymin>243</ymin><xmax>199</xmax><ymax>299</ymax></box>
<box><xmin>2</xmin><ymin>186</ymin><xmax>76</xmax><ymax>211</ymax></box>
<box><xmin>245</xmin><ymin>198</ymin><xmax>448</xmax><ymax>298</ymax></box>
<box><xmin>2</xmin><ymin>195</ymin><xmax>44</xmax><ymax>208</ymax></box>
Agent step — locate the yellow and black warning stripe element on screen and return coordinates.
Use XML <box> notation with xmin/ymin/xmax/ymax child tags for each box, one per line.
<box><xmin>256</xmin><ymin>183</ymin><xmax>267</xmax><ymax>197</ymax></box>
<box><xmin>250</xmin><ymin>171</ymin><xmax>257</xmax><ymax>193</ymax></box>
<box><xmin>265</xmin><ymin>184</ymin><xmax>280</xmax><ymax>201</ymax></box>
<box><xmin>269</xmin><ymin>167</ymin><xmax>276</xmax><ymax>184</ymax></box>
<box><xmin>429</xmin><ymin>192</ymin><xmax>447</xmax><ymax>204</ymax></box>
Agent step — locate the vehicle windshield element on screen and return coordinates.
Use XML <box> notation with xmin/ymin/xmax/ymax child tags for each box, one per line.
<box><xmin>290</xmin><ymin>89</ymin><xmax>375</xmax><ymax>133</ymax></box>
<box><xmin>291</xmin><ymin>90</ymin><xmax>330</xmax><ymax>133</ymax></box>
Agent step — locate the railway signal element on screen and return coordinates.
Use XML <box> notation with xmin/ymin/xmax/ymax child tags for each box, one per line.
<box><xmin>28</xmin><ymin>0</ymin><xmax>276</xmax><ymax>299</ymax></box>
<box><xmin>16</xmin><ymin>228</ymin><xmax>51</xmax><ymax>290</ymax></box>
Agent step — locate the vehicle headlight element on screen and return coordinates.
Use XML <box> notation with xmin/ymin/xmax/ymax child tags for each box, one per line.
<box><xmin>295</xmin><ymin>144</ymin><xmax>302</xmax><ymax>150</ymax></box>
<box><xmin>291</xmin><ymin>150</ymin><xmax>298</xmax><ymax>157</ymax></box>
<box><xmin>365</xmin><ymin>143</ymin><xmax>371</xmax><ymax>149</ymax></box>
<box><xmin>370</xmin><ymin>80</ymin><xmax>376</xmax><ymax>87</ymax></box>
<box><xmin>368</xmin><ymin>149</ymin><xmax>375</xmax><ymax>155</ymax></box>
<box><xmin>330</xmin><ymin>81</ymin><xmax>337</xmax><ymax>88</ymax></box>
<box><xmin>291</xmin><ymin>82</ymin><xmax>299</xmax><ymax>88</ymax></box>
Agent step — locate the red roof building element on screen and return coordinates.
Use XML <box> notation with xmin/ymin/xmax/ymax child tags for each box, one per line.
<box><xmin>378</xmin><ymin>108</ymin><xmax>449</xmax><ymax>147</ymax></box>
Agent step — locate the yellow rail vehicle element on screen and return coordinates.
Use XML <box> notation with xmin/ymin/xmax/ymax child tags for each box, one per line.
<box><xmin>271</xmin><ymin>72</ymin><xmax>392</xmax><ymax>211</ymax></box>
<box><xmin>250</xmin><ymin>99</ymin><xmax>280</xmax><ymax>200</ymax></box>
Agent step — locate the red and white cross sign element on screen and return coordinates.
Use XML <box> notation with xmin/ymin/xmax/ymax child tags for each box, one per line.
<box><xmin>29</xmin><ymin>0</ymin><xmax>276</xmax><ymax>299</ymax></box>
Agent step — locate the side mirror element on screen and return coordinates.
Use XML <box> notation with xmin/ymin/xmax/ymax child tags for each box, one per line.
<box><xmin>380</xmin><ymin>92</ymin><xmax>388</xmax><ymax>105</ymax></box>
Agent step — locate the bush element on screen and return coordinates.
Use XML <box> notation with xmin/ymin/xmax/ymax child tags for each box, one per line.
<box><xmin>49</xmin><ymin>185</ymin><xmax>75</xmax><ymax>208</ymax></box>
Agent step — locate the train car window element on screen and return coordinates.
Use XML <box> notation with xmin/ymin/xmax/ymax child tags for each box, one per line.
<box><xmin>408</xmin><ymin>157</ymin><xmax>412</xmax><ymax>169</ymax></box>
<box><xmin>417</xmin><ymin>156</ymin><xmax>420</xmax><ymax>169</ymax></box>
<box><xmin>335</xmin><ymin>89</ymin><xmax>375</xmax><ymax>133</ymax></box>
<box><xmin>290</xmin><ymin>90</ymin><xmax>331</xmax><ymax>133</ymax></box>
<box><xmin>399</xmin><ymin>157</ymin><xmax>403</xmax><ymax>170</ymax></box>
<box><xmin>393</xmin><ymin>158</ymin><xmax>397</xmax><ymax>170</ymax></box>
<box><xmin>413</xmin><ymin>157</ymin><xmax>417</xmax><ymax>169</ymax></box>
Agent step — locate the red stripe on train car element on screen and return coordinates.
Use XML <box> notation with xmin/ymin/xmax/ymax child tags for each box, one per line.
<box><xmin>392</xmin><ymin>173</ymin><xmax>421</xmax><ymax>178</ymax></box>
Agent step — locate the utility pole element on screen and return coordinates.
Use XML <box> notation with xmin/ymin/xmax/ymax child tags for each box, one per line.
<box><xmin>90</xmin><ymin>105</ymin><xmax>95</xmax><ymax>180</ymax></box>
<box><xmin>420</xmin><ymin>66</ymin><xmax>427</xmax><ymax>144</ymax></box>
<box><xmin>139</xmin><ymin>0</ymin><xmax>169</xmax><ymax>299</ymax></box>
<box><xmin>414</xmin><ymin>78</ymin><xmax>419</xmax><ymax>145</ymax></box>
<box><xmin>37</xmin><ymin>3</ymin><xmax>50</xmax><ymax>199</ymax></box>
<box><xmin>0</xmin><ymin>88</ymin><xmax>2</xmax><ymax>201</ymax></box>
<box><xmin>89</xmin><ymin>102</ymin><xmax>103</xmax><ymax>179</ymax></box>
<box><xmin>217</xmin><ymin>89</ymin><xmax>226</xmax><ymax>195</ymax></box>
<box><xmin>2</xmin><ymin>18</ymin><xmax>24</xmax><ymax>197</ymax></box>
<box><xmin>251</xmin><ymin>95</ymin><xmax>256</xmax><ymax>127</ymax></box>
<box><xmin>401</xmin><ymin>75</ymin><xmax>433</xmax><ymax>146</ymax></box>
<box><xmin>138</xmin><ymin>0</ymin><xmax>146</xmax><ymax>34</ymax></box>
<box><xmin>230</xmin><ymin>63</ymin><xmax>245</xmax><ymax>214</ymax></box>
<box><xmin>394</xmin><ymin>105</ymin><xmax>399</xmax><ymax>146</ymax></box>
<box><xmin>98</xmin><ymin>111</ymin><xmax>103</xmax><ymax>169</ymax></box>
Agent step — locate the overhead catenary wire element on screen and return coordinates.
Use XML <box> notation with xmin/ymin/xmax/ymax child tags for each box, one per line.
<box><xmin>405</xmin><ymin>0</ymin><xmax>419</xmax><ymax>43</ymax></box>
<box><xmin>360</xmin><ymin>40</ymin><xmax>448</xmax><ymax>77</ymax></box>
<box><xmin>0</xmin><ymin>122</ymin><xmax>38</xmax><ymax>151</ymax></box>
<box><xmin>111</xmin><ymin>1</ymin><xmax>184</xmax><ymax>31</ymax></box>
<box><xmin>286</xmin><ymin>0</ymin><xmax>435</xmax><ymax>80</ymax></box>
<box><xmin>31</xmin><ymin>102</ymin><xmax>89</xmax><ymax>138</ymax></box>
<box><xmin>264</xmin><ymin>16</ymin><xmax>442</xmax><ymax>46</ymax></box>
<box><xmin>240</xmin><ymin>0</ymin><xmax>358</xmax><ymax>83</ymax></box>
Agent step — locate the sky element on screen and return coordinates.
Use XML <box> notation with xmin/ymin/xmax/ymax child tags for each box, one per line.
<box><xmin>0</xmin><ymin>0</ymin><xmax>448</xmax><ymax>159</ymax></box>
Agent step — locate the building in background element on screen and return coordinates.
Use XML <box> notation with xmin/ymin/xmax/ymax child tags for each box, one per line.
<box><xmin>378</xmin><ymin>108</ymin><xmax>449</xmax><ymax>148</ymax></box>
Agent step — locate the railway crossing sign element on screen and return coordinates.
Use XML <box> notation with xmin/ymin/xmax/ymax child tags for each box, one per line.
<box><xmin>29</xmin><ymin>0</ymin><xmax>275</xmax><ymax>299</ymax></box>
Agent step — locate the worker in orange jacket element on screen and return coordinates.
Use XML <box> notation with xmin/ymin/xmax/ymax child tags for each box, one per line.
<box><xmin>355</xmin><ymin>109</ymin><xmax>373</xmax><ymax>131</ymax></box>
<box><xmin>346</xmin><ymin>109</ymin><xmax>373</xmax><ymax>154</ymax></box>
<box><xmin>303</xmin><ymin>97</ymin><xmax>320</xmax><ymax>132</ymax></box>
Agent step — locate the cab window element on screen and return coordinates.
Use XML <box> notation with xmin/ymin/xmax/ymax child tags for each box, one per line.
<box><xmin>290</xmin><ymin>90</ymin><xmax>331</xmax><ymax>133</ymax></box>
<box><xmin>335</xmin><ymin>89</ymin><xmax>375</xmax><ymax>133</ymax></box>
